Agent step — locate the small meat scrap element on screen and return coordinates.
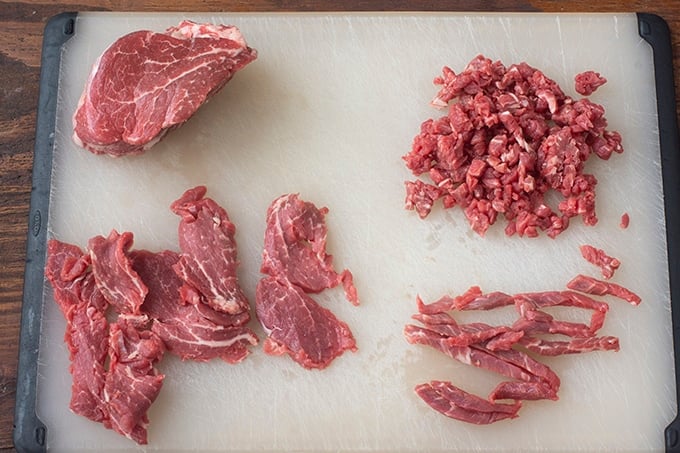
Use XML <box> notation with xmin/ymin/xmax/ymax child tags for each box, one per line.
<box><xmin>403</xmin><ymin>54</ymin><xmax>623</xmax><ymax>238</ymax></box>
<box><xmin>567</xmin><ymin>274</ymin><xmax>642</xmax><ymax>306</ymax></box>
<box><xmin>73</xmin><ymin>21</ymin><xmax>257</xmax><ymax>156</ymax></box>
<box><xmin>620</xmin><ymin>212</ymin><xmax>630</xmax><ymax>229</ymax></box>
<box><xmin>579</xmin><ymin>244</ymin><xmax>621</xmax><ymax>279</ymax></box>
<box><xmin>256</xmin><ymin>194</ymin><xmax>359</xmax><ymax>370</ymax></box>
<box><xmin>171</xmin><ymin>186</ymin><xmax>251</xmax><ymax>315</ymax></box>
<box><xmin>261</xmin><ymin>193</ymin><xmax>358</xmax><ymax>305</ymax></box>
<box><xmin>415</xmin><ymin>381</ymin><xmax>521</xmax><ymax>425</ymax></box>
<box><xmin>575</xmin><ymin>70</ymin><xmax>607</xmax><ymax>96</ymax></box>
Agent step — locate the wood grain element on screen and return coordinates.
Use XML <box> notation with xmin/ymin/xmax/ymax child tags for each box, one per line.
<box><xmin>0</xmin><ymin>1</ymin><xmax>678</xmax><ymax>451</ymax></box>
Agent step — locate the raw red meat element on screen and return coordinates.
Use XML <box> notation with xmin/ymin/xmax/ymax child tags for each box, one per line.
<box><xmin>89</xmin><ymin>230</ymin><xmax>147</xmax><ymax>315</ymax></box>
<box><xmin>104</xmin><ymin>315</ymin><xmax>165</xmax><ymax>445</ymax></box>
<box><xmin>45</xmin><ymin>186</ymin><xmax>260</xmax><ymax>443</ymax></box>
<box><xmin>489</xmin><ymin>381</ymin><xmax>557</xmax><ymax>401</ymax></box>
<box><xmin>403</xmin><ymin>324</ymin><xmax>559</xmax><ymax>390</ymax></box>
<box><xmin>579</xmin><ymin>244</ymin><xmax>620</xmax><ymax>279</ymax></box>
<box><xmin>403</xmin><ymin>55</ymin><xmax>623</xmax><ymax>237</ymax></box>
<box><xmin>256</xmin><ymin>276</ymin><xmax>357</xmax><ymax>369</ymax></box>
<box><xmin>567</xmin><ymin>274</ymin><xmax>642</xmax><ymax>305</ymax></box>
<box><xmin>415</xmin><ymin>381</ymin><xmax>521</xmax><ymax>425</ymax></box>
<box><xmin>518</xmin><ymin>335</ymin><xmax>620</xmax><ymax>356</ymax></box>
<box><xmin>45</xmin><ymin>240</ymin><xmax>109</xmax><ymax>423</ymax></box>
<box><xmin>261</xmin><ymin>193</ymin><xmax>358</xmax><ymax>305</ymax></box>
<box><xmin>620</xmin><ymin>212</ymin><xmax>630</xmax><ymax>229</ymax></box>
<box><xmin>574</xmin><ymin>70</ymin><xmax>607</xmax><ymax>96</ymax></box>
<box><xmin>171</xmin><ymin>186</ymin><xmax>250</xmax><ymax>315</ymax></box>
<box><xmin>73</xmin><ymin>20</ymin><xmax>257</xmax><ymax>156</ymax></box>
<box><xmin>131</xmin><ymin>249</ymin><xmax>258</xmax><ymax>363</ymax></box>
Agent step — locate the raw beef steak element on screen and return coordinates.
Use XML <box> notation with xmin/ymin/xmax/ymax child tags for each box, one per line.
<box><xmin>73</xmin><ymin>20</ymin><xmax>257</xmax><ymax>156</ymax></box>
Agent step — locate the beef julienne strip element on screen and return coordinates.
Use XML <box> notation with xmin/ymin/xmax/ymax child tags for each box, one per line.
<box><xmin>415</xmin><ymin>381</ymin><xmax>521</xmax><ymax>425</ymax></box>
<box><xmin>518</xmin><ymin>335</ymin><xmax>620</xmax><ymax>356</ymax></box>
<box><xmin>567</xmin><ymin>274</ymin><xmax>642</xmax><ymax>305</ymax></box>
<box><xmin>579</xmin><ymin>244</ymin><xmax>620</xmax><ymax>279</ymax></box>
<box><xmin>404</xmin><ymin>324</ymin><xmax>560</xmax><ymax>392</ymax></box>
<box><xmin>489</xmin><ymin>381</ymin><xmax>557</xmax><ymax>402</ymax></box>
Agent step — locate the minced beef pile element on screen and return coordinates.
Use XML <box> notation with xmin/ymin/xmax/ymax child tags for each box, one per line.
<box><xmin>403</xmin><ymin>55</ymin><xmax>623</xmax><ymax>238</ymax></box>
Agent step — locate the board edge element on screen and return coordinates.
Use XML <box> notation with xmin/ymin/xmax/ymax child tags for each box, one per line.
<box><xmin>13</xmin><ymin>11</ymin><xmax>78</xmax><ymax>453</ymax></box>
<box><xmin>636</xmin><ymin>12</ymin><xmax>680</xmax><ymax>453</ymax></box>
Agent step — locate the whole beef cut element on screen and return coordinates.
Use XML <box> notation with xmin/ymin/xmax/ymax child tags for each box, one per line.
<box><xmin>256</xmin><ymin>194</ymin><xmax>359</xmax><ymax>370</ymax></box>
<box><xmin>73</xmin><ymin>20</ymin><xmax>257</xmax><ymax>156</ymax></box>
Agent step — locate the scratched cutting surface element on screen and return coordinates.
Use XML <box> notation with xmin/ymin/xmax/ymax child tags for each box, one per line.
<box><xmin>37</xmin><ymin>12</ymin><xmax>673</xmax><ymax>452</ymax></box>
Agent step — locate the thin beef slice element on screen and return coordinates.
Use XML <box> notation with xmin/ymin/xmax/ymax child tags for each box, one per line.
<box><xmin>256</xmin><ymin>276</ymin><xmax>357</xmax><ymax>370</ymax></box>
<box><xmin>171</xmin><ymin>185</ymin><xmax>250</xmax><ymax>315</ymax></box>
<box><xmin>89</xmin><ymin>230</ymin><xmax>147</xmax><ymax>315</ymax></box>
<box><xmin>73</xmin><ymin>20</ymin><xmax>257</xmax><ymax>156</ymax></box>
<box><xmin>261</xmin><ymin>193</ymin><xmax>358</xmax><ymax>305</ymax></box>
<box><xmin>46</xmin><ymin>240</ymin><xmax>110</xmax><ymax>423</ymax></box>
<box><xmin>415</xmin><ymin>381</ymin><xmax>521</xmax><ymax>425</ymax></box>
<box><xmin>132</xmin><ymin>249</ymin><xmax>258</xmax><ymax>363</ymax></box>
<box><xmin>104</xmin><ymin>315</ymin><xmax>165</xmax><ymax>445</ymax></box>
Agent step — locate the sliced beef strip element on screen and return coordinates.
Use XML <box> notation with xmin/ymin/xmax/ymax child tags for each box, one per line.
<box><xmin>256</xmin><ymin>276</ymin><xmax>357</xmax><ymax>370</ymax></box>
<box><xmin>171</xmin><ymin>185</ymin><xmax>250</xmax><ymax>315</ymax></box>
<box><xmin>104</xmin><ymin>315</ymin><xmax>165</xmax><ymax>445</ymax></box>
<box><xmin>403</xmin><ymin>324</ymin><xmax>559</xmax><ymax>391</ymax></box>
<box><xmin>260</xmin><ymin>193</ymin><xmax>358</xmax><ymax>305</ymax></box>
<box><xmin>415</xmin><ymin>381</ymin><xmax>521</xmax><ymax>425</ymax></box>
<box><xmin>131</xmin><ymin>249</ymin><xmax>258</xmax><ymax>363</ymax></box>
<box><xmin>518</xmin><ymin>335</ymin><xmax>620</xmax><ymax>356</ymax></box>
<box><xmin>88</xmin><ymin>230</ymin><xmax>147</xmax><ymax>315</ymax></box>
<box><xmin>567</xmin><ymin>274</ymin><xmax>641</xmax><ymax>305</ymax></box>
<box><xmin>73</xmin><ymin>20</ymin><xmax>257</xmax><ymax>156</ymax></box>
<box><xmin>574</xmin><ymin>70</ymin><xmax>607</xmax><ymax>96</ymax></box>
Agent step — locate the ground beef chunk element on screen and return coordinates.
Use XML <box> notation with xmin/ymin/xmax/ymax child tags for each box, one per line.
<box><xmin>579</xmin><ymin>244</ymin><xmax>620</xmax><ymax>279</ymax></box>
<box><xmin>256</xmin><ymin>194</ymin><xmax>359</xmax><ymax>369</ymax></box>
<box><xmin>403</xmin><ymin>54</ymin><xmax>623</xmax><ymax>237</ymax></box>
<box><xmin>574</xmin><ymin>70</ymin><xmax>607</xmax><ymax>96</ymax></box>
<box><xmin>620</xmin><ymin>212</ymin><xmax>630</xmax><ymax>229</ymax></box>
<box><xmin>73</xmin><ymin>21</ymin><xmax>257</xmax><ymax>156</ymax></box>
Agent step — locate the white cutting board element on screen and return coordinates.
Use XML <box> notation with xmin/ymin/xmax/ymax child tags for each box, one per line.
<box><xmin>37</xmin><ymin>12</ymin><xmax>674</xmax><ymax>452</ymax></box>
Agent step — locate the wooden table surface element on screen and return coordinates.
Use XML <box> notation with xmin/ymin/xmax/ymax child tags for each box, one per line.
<box><xmin>1</xmin><ymin>0</ymin><xmax>679</xmax><ymax>451</ymax></box>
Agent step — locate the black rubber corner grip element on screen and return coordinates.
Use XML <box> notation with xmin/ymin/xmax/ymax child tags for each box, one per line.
<box><xmin>637</xmin><ymin>12</ymin><xmax>680</xmax><ymax>453</ymax></box>
<box><xmin>13</xmin><ymin>11</ymin><xmax>78</xmax><ymax>453</ymax></box>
